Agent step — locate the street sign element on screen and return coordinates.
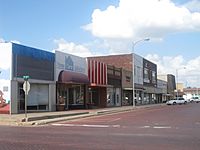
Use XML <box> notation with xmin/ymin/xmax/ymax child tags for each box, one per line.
<box><xmin>23</xmin><ymin>76</ymin><xmax>30</xmax><ymax>81</ymax></box>
<box><xmin>23</xmin><ymin>81</ymin><xmax>30</xmax><ymax>95</ymax></box>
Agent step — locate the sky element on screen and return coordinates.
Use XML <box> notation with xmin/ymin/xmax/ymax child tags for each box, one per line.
<box><xmin>0</xmin><ymin>0</ymin><xmax>200</xmax><ymax>87</ymax></box>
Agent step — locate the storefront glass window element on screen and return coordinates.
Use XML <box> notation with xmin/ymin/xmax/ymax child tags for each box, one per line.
<box><xmin>75</xmin><ymin>86</ymin><xmax>84</xmax><ymax>104</ymax></box>
<box><xmin>152</xmin><ymin>71</ymin><xmax>156</xmax><ymax>84</ymax></box>
<box><xmin>144</xmin><ymin>68</ymin><xmax>150</xmax><ymax>83</ymax></box>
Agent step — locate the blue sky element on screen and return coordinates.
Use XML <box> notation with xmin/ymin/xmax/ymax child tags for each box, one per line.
<box><xmin>0</xmin><ymin>0</ymin><xmax>200</xmax><ymax>87</ymax></box>
<box><xmin>0</xmin><ymin>0</ymin><xmax>118</xmax><ymax>48</ymax></box>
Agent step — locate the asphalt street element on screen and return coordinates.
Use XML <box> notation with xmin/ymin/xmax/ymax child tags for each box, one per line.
<box><xmin>0</xmin><ymin>103</ymin><xmax>199</xmax><ymax>150</ymax></box>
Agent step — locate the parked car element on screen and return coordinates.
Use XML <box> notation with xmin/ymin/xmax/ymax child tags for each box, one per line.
<box><xmin>190</xmin><ymin>97</ymin><xmax>200</xmax><ymax>103</ymax></box>
<box><xmin>166</xmin><ymin>97</ymin><xmax>188</xmax><ymax>105</ymax></box>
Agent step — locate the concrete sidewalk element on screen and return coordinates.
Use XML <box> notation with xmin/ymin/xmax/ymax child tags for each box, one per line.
<box><xmin>0</xmin><ymin>104</ymin><xmax>164</xmax><ymax>126</ymax></box>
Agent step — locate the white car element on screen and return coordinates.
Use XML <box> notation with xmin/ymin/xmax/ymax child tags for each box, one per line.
<box><xmin>190</xmin><ymin>97</ymin><xmax>200</xmax><ymax>103</ymax></box>
<box><xmin>166</xmin><ymin>97</ymin><xmax>188</xmax><ymax>105</ymax></box>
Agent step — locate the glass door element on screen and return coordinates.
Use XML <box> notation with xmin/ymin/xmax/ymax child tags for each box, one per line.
<box><xmin>57</xmin><ymin>84</ymin><xmax>68</xmax><ymax>110</ymax></box>
<box><xmin>68</xmin><ymin>85</ymin><xmax>84</xmax><ymax>105</ymax></box>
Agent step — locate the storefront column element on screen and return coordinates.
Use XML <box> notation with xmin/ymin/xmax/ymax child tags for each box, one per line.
<box><xmin>141</xmin><ymin>92</ymin><xmax>144</xmax><ymax>104</ymax></box>
<box><xmin>11</xmin><ymin>80</ymin><xmax>18</xmax><ymax>114</ymax></box>
<box><xmin>49</xmin><ymin>83</ymin><xmax>56</xmax><ymax>111</ymax></box>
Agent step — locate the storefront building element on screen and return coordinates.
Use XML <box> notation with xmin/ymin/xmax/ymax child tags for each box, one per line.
<box><xmin>87</xmin><ymin>59</ymin><xmax>107</xmax><ymax>108</ymax></box>
<box><xmin>143</xmin><ymin>58</ymin><xmax>157</xmax><ymax>104</ymax></box>
<box><xmin>157</xmin><ymin>74</ymin><xmax>176</xmax><ymax>100</ymax></box>
<box><xmin>55</xmin><ymin>51</ymin><xmax>89</xmax><ymax>110</ymax></box>
<box><xmin>122</xmin><ymin>69</ymin><xmax>133</xmax><ymax>106</ymax></box>
<box><xmin>88</xmin><ymin>54</ymin><xmax>131</xmax><ymax>107</ymax></box>
<box><xmin>134</xmin><ymin>54</ymin><xmax>145</xmax><ymax>105</ymax></box>
<box><xmin>107</xmin><ymin>65</ymin><xmax>122</xmax><ymax>107</ymax></box>
<box><xmin>0</xmin><ymin>42</ymin><xmax>172</xmax><ymax>114</ymax></box>
<box><xmin>157</xmin><ymin>79</ymin><xmax>168</xmax><ymax>103</ymax></box>
<box><xmin>88</xmin><ymin>54</ymin><xmax>164</xmax><ymax>106</ymax></box>
<box><xmin>0</xmin><ymin>42</ymin><xmax>55</xmax><ymax>114</ymax></box>
<box><xmin>88</xmin><ymin>54</ymin><xmax>145</xmax><ymax>106</ymax></box>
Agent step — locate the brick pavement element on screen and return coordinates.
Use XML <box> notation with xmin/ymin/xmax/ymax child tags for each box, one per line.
<box><xmin>0</xmin><ymin>104</ymin><xmax>164</xmax><ymax>126</ymax></box>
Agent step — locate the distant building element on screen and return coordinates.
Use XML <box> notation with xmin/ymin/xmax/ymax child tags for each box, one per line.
<box><xmin>183</xmin><ymin>87</ymin><xmax>200</xmax><ymax>99</ymax></box>
<box><xmin>157</xmin><ymin>74</ymin><xmax>176</xmax><ymax>100</ymax></box>
<box><xmin>176</xmin><ymin>83</ymin><xmax>184</xmax><ymax>92</ymax></box>
<box><xmin>157</xmin><ymin>79</ymin><xmax>167</xmax><ymax>103</ymax></box>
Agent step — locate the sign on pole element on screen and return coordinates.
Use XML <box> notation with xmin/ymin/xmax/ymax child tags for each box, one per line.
<box><xmin>23</xmin><ymin>81</ymin><xmax>30</xmax><ymax>95</ymax></box>
<box><xmin>23</xmin><ymin>76</ymin><xmax>30</xmax><ymax>121</ymax></box>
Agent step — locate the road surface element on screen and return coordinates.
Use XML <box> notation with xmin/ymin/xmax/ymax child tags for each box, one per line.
<box><xmin>0</xmin><ymin>103</ymin><xmax>199</xmax><ymax>150</ymax></box>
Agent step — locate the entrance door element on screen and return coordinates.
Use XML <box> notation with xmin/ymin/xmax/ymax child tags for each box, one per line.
<box><xmin>115</xmin><ymin>88</ymin><xmax>121</xmax><ymax>106</ymax></box>
<box><xmin>57</xmin><ymin>84</ymin><xmax>68</xmax><ymax>110</ymax></box>
<box><xmin>68</xmin><ymin>88</ymin><xmax>74</xmax><ymax>105</ymax></box>
<box><xmin>89</xmin><ymin>88</ymin><xmax>99</xmax><ymax>107</ymax></box>
<box><xmin>68</xmin><ymin>85</ymin><xmax>84</xmax><ymax>109</ymax></box>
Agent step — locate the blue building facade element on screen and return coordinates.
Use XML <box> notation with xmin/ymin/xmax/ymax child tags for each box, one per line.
<box><xmin>0</xmin><ymin>42</ymin><xmax>56</xmax><ymax>114</ymax></box>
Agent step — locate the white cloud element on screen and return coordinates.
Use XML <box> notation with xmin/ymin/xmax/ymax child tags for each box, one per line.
<box><xmin>146</xmin><ymin>54</ymin><xmax>200</xmax><ymax>87</ymax></box>
<box><xmin>54</xmin><ymin>38</ymin><xmax>93</xmax><ymax>57</ymax></box>
<box><xmin>98</xmin><ymin>39</ymin><xmax>132</xmax><ymax>55</ymax></box>
<box><xmin>0</xmin><ymin>38</ymin><xmax>21</xmax><ymax>44</ymax></box>
<box><xmin>0</xmin><ymin>42</ymin><xmax>12</xmax><ymax>70</ymax></box>
<box><xmin>0</xmin><ymin>38</ymin><xmax>5</xmax><ymax>43</ymax></box>
<box><xmin>184</xmin><ymin>0</ymin><xmax>200</xmax><ymax>12</ymax></box>
<box><xmin>84</xmin><ymin>0</ymin><xmax>200</xmax><ymax>40</ymax></box>
<box><xmin>0</xmin><ymin>38</ymin><xmax>20</xmax><ymax>70</ymax></box>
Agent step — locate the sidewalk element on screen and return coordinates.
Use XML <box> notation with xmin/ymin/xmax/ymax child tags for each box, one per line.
<box><xmin>0</xmin><ymin>104</ymin><xmax>164</xmax><ymax>126</ymax></box>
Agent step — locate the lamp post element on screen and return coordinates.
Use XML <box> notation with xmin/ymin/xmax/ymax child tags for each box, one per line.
<box><xmin>132</xmin><ymin>38</ymin><xmax>150</xmax><ymax>107</ymax></box>
<box><xmin>176</xmin><ymin>67</ymin><xmax>186</xmax><ymax>100</ymax></box>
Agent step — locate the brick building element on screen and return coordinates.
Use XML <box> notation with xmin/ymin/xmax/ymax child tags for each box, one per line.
<box><xmin>88</xmin><ymin>53</ymin><xmax>162</xmax><ymax>106</ymax></box>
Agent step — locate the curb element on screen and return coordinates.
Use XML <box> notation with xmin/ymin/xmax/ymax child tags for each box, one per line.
<box><xmin>28</xmin><ymin>108</ymin><xmax>135</xmax><ymax>126</ymax></box>
<box><xmin>24</xmin><ymin>113</ymin><xmax>96</xmax><ymax>126</ymax></box>
<box><xmin>96</xmin><ymin>108</ymin><xmax>133</xmax><ymax>115</ymax></box>
<box><xmin>21</xmin><ymin>112</ymin><xmax>90</xmax><ymax>122</ymax></box>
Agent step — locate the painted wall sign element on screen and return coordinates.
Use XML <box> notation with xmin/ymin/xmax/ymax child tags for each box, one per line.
<box><xmin>55</xmin><ymin>51</ymin><xmax>87</xmax><ymax>81</ymax></box>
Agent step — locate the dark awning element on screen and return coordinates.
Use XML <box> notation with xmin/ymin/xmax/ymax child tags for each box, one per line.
<box><xmin>58</xmin><ymin>70</ymin><xmax>90</xmax><ymax>84</ymax></box>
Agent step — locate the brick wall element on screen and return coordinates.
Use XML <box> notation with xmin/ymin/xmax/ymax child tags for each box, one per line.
<box><xmin>88</xmin><ymin>54</ymin><xmax>133</xmax><ymax>71</ymax></box>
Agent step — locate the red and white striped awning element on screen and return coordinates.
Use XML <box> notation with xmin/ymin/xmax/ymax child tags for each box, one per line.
<box><xmin>88</xmin><ymin>59</ymin><xmax>107</xmax><ymax>86</ymax></box>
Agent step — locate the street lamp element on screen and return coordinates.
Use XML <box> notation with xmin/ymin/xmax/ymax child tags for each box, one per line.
<box><xmin>132</xmin><ymin>38</ymin><xmax>150</xmax><ymax>107</ymax></box>
<box><xmin>176</xmin><ymin>67</ymin><xmax>186</xmax><ymax>100</ymax></box>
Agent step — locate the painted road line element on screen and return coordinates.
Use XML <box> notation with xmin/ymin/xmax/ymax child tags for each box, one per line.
<box><xmin>139</xmin><ymin>126</ymin><xmax>151</xmax><ymax>128</ymax></box>
<box><xmin>195</xmin><ymin>122</ymin><xmax>200</xmax><ymax>125</ymax></box>
<box><xmin>52</xmin><ymin>123</ymin><xmax>120</xmax><ymax>128</ymax></box>
<box><xmin>153</xmin><ymin>126</ymin><xmax>172</xmax><ymax>129</ymax></box>
<box><xmin>107</xmin><ymin>118</ymin><xmax>121</xmax><ymax>123</ymax></box>
<box><xmin>82</xmin><ymin>124</ymin><xmax>110</xmax><ymax>128</ymax></box>
<box><xmin>112</xmin><ymin>125</ymin><xmax>121</xmax><ymax>128</ymax></box>
<box><xmin>138</xmin><ymin>126</ymin><xmax>172</xmax><ymax>129</ymax></box>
